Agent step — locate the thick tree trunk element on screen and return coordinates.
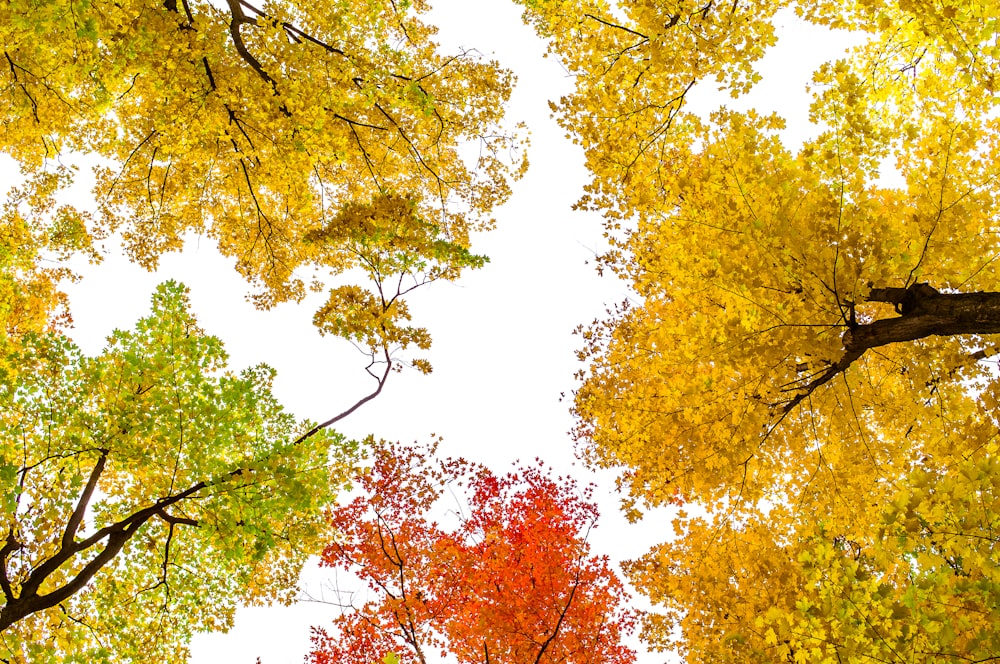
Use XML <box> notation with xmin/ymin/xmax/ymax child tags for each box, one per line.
<box><xmin>782</xmin><ymin>284</ymin><xmax>1000</xmax><ymax>413</ymax></box>
<box><xmin>847</xmin><ymin>285</ymin><xmax>1000</xmax><ymax>352</ymax></box>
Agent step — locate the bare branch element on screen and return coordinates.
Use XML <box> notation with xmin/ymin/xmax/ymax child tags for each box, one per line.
<box><xmin>156</xmin><ymin>511</ymin><xmax>199</xmax><ymax>528</ymax></box>
<box><xmin>61</xmin><ymin>450</ymin><xmax>108</xmax><ymax>550</ymax></box>
<box><xmin>291</xmin><ymin>345</ymin><xmax>392</xmax><ymax>446</ymax></box>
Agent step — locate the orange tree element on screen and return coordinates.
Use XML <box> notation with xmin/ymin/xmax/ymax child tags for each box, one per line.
<box><xmin>518</xmin><ymin>0</ymin><xmax>1000</xmax><ymax>661</ymax></box>
<box><xmin>309</xmin><ymin>440</ymin><xmax>637</xmax><ymax>664</ymax></box>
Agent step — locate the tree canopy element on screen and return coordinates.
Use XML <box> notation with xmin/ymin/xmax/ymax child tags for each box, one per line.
<box><xmin>309</xmin><ymin>441</ymin><xmax>636</xmax><ymax>664</ymax></box>
<box><xmin>0</xmin><ymin>281</ymin><xmax>359</xmax><ymax>662</ymax></box>
<box><xmin>517</xmin><ymin>0</ymin><xmax>1000</xmax><ymax>661</ymax></box>
<box><xmin>2</xmin><ymin>0</ymin><xmax>524</xmax><ymax>366</ymax></box>
<box><xmin>8</xmin><ymin>0</ymin><xmax>1000</xmax><ymax>661</ymax></box>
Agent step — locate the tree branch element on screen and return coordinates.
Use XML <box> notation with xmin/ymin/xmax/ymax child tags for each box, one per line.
<box><xmin>61</xmin><ymin>450</ymin><xmax>108</xmax><ymax>550</ymax></box>
<box><xmin>290</xmin><ymin>345</ymin><xmax>392</xmax><ymax>446</ymax></box>
<box><xmin>583</xmin><ymin>13</ymin><xmax>649</xmax><ymax>40</ymax></box>
<box><xmin>0</xmin><ymin>532</ymin><xmax>22</xmax><ymax>603</ymax></box>
<box><xmin>848</xmin><ymin>286</ymin><xmax>1000</xmax><ymax>348</ymax></box>
<box><xmin>533</xmin><ymin>565</ymin><xmax>581</xmax><ymax>664</ymax></box>
<box><xmin>0</xmin><ymin>480</ymin><xmax>208</xmax><ymax>631</ymax></box>
<box><xmin>223</xmin><ymin>0</ymin><xmax>279</xmax><ymax>90</ymax></box>
<box><xmin>781</xmin><ymin>283</ymin><xmax>1000</xmax><ymax>413</ymax></box>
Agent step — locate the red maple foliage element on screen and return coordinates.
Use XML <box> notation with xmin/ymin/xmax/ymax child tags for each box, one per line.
<box><xmin>308</xmin><ymin>441</ymin><xmax>637</xmax><ymax>664</ymax></box>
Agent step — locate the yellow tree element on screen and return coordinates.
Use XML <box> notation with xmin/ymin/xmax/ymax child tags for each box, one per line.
<box><xmin>2</xmin><ymin>0</ymin><xmax>524</xmax><ymax>363</ymax></box>
<box><xmin>519</xmin><ymin>0</ymin><xmax>1000</xmax><ymax>661</ymax></box>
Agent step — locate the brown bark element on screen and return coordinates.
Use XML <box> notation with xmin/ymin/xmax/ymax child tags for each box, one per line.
<box><xmin>782</xmin><ymin>283</ymin><xmax>1000</xmax><ymax>413</ymax></box>
<box><xmin>847</xmin><ymin>285</ymin><xmax>1000</xmax><ymax>351</ymax></box>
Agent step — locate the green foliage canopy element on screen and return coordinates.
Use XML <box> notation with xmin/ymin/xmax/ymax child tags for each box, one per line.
<box><xmin>0</xmin><ymin>282</ymin><xmax>358</xmax><ymax>663</ymax></box>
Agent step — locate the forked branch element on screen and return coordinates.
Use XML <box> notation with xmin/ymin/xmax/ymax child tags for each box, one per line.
<box><xmin>781</xmin><ymin>283</ymin><xmax>1000</xmax><ymax>413</ymax></box>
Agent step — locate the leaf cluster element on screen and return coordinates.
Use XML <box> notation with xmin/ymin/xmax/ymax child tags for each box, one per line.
<box><xmin>310</xmin><ymin>440</ymin><xmax>637</xmax><ymax>664</ymax></box>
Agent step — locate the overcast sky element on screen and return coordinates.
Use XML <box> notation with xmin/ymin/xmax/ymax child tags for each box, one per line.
<box><xmin>29</xmin><ymin>2</ymin><xmax>862</xmax><ymax>661</ymax></box>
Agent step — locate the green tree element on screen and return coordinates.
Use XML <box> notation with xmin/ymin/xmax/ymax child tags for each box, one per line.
<box><xmin>518</xmin><ymin>0</ymin><xmax>1000</xmax><ymax>661</ymax></box>
<box><xmin>0</xmin><ymin>281</ymin><xmax>359</xmax><ymax>662</ymax></box>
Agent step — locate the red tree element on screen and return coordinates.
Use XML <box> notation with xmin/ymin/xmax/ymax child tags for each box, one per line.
<box><xmin>308</xmin><ymin>441</ymin><xmax>637</xmax><ymax>664</ymax></box>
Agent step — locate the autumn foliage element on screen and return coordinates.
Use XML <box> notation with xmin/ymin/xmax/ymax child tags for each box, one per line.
<box><xmin>10</xmin><ymin>0</ymin><xmax>1000</xmax><ymax>660</ymax></box>
<box><xmin>0</xmin><ymin>0</ymin><xmax>524</xmax><ymax>657</ymax></box>
<box><xmin>2</xmin><ymin>0</ymin><xmax>524</xmax><ymax>371</ymax></box>
<box><xmin>518</xmin><ymin>0</ymin><xmax>1000</xmax><ymax>661</ymax></box>
<box><xmin>309</xmin><ymin>441</ymin><xmax>636</xmax><ymax>664</ymax></box>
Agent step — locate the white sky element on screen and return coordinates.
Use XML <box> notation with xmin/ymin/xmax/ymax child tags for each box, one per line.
<box><xmin>5</xmin><ymin>2</ymin><xmax>862</xmax><ymax>662</ymax></box>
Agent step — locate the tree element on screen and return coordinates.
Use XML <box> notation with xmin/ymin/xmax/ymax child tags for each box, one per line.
<box><xmin>0</xmin><ymin>281</ymin><xmax>368</xmax><ymax>662</ymax></box>
<box><xmin>2</xmin><ymin>0</ymin><xmax>524</xmax><ymax>368</ymax></box>
<box><xmin>308</xmin><ymin>440</ymin><xmax>637</xmax><ymax>664</ymax></box>
<box><xmin>518</xmin><ymin>0</ymin><xmax>1000</xmax><ymax>661</ymax></box>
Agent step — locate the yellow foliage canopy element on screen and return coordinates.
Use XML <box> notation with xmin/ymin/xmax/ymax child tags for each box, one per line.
<box><xmin>2</xmin><ymin>0</ymin><xmax>524</xmax><ymax>362</ymax></box>
<box><xmin>519</xmin><ymin>0</ymin><xmax>1000</xmax><ymax>660</ymax></box>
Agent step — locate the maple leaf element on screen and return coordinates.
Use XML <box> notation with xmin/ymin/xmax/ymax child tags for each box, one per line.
<box><xmin>309</xmin><ymin>440</ymin><xmax>637</xmax><ymax>664</ymax></box>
